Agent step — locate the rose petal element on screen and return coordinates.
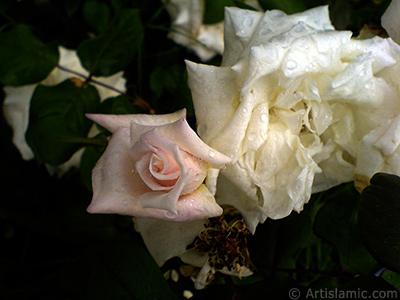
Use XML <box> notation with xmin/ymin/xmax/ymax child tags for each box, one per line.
<box><xmin>133</xmin><ymin>128</ymin><xmax>189</xmax><ymax>215</ymax></box>
<box><xmin>215</xmin><ymin>170</ymin><xmax>264</xmax><ymax>234</ymax></box>
<box><xmin>85</xmin><ymin>109</ymin><xmax>186</xmax><ymax>133</ymax></box>
<box><xmin>382</xmin><ymin>0</ymin><xmax>400</xmax><ymax>44</ymax></box>
<box><xmin>254</xmin><ymin>123</ymin><xmax>320</xmax><ymax>218</ymax></box>
<box><xmin>174</xmin><ymin>184</ymin><xmax>223</xmax><ymax>221</ymax></box>
<box><xmin>87</xmin><ymin>127</ymin><xmax>150</xmax><ymax>216</ymax></box>
<box><xmin>134</xmin><ymin>217</ymin><xmax>207</xmax><ymax>266</ymax></box>
<box><xmin>355</xmin><ymin>114</ymin><xmax>400</xmax><ymax>191</ymax></box>
<box><xmin>135</xmin><ymin>152</ymin><xmax>179</xmax><ymax>191</ymax></box>
<box><xmin>156</xmin><ymin>117</ymin><xmax>232</xmax><ymax>167</ymax></box>
<box><xmin>186</xmin><ymin>61</ymin><xmax>239</xmax><ymax>144</ymax></box>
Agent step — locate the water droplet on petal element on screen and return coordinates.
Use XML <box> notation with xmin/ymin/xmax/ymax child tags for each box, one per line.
<box><xmin>242</xmin><ymin>108</ymin><xmax>248</xmax><ymax>113</ymax></box>
<box><xmin>365</xmin><ymin>81</ymin><xmax>373</xmax><ymax>89</ymax></box>
<box><xmin>261</xmin><ymin>114</ymin><xmax>268</xmax><ymax>122</ymax></box>
<box><xmin>166</xmin><ymin>212</ymin><xmax>178</xmax><ymax>218</ymax></box>
<box><xmin>243</xmin><ymin>18</ymin><xmax>253</xmax><ymax>28</ymax></box>
<box><xmin>248</xmin><ymin>132</ymin><xmax>257</xmax><ymax>141</ymax></box>
<box><xmin>209</xmin><ymin>150</ymin><xmax>215</xmax><ymax>158</ymax></box>
<box><xmin>341</xmin><ymin>36</ymin><xmax>348</xmax><ymax>45</ymax></box>
<box><xmin>286</xmin><ymin>60</ymin><xmax>297</xmax><ymax>70</ymax></box>
<box><xmin>269</xmin><ymin>10</ymin><xmax>285</xmax><ymax>18</ymax></box>
<box><xmin>259</xmin><ymin>28</ymin><xmax>272</xmax><ymax>36</ymax></box>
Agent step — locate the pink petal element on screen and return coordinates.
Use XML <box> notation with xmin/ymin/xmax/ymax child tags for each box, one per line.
<box><xmin>87</xmin><ymin>127</ymin><xmax>150</xmax><ymax>215</ymax></box>
<box><xmin>86</xmin><ymin>109</ymin><xmax>186</xmax><ymax>133</ymax></box>
<box><xmin>135</xmin><ymin>152</ymin><xmax>172</xmax><ymax>191</ymax></box>
<box><xmin>158</xmin><ymin>118</ymin><xmax>232</xmax><ymax>167</ymax></box>
<box><xmin>136</xmin><ymin>128</ymin><xmax>189</xmax><ymax>215</ymax></box>
<box><xmin>173</xmin><ymin>184</ymin><xmax>223</xmax><ymax>221</ymax></box>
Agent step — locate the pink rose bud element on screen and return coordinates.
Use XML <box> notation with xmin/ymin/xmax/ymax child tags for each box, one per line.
<box><xmin>85</xmin><ymin>109</ymin><xmax>231</xmax><ymax>222</ymax></box>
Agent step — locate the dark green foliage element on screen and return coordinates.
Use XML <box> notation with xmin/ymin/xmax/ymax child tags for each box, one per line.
<box><xmin>26</xmin><ymin>80</ymin><xmax>100</xmax><ymax>165</ymax></box>
<box><xmin>0</xmin><ymin>24</ymin><xmax>59</xmax><ymax>86</ymax></box>
<box><xmin>77</xmin><ymin>9</ymin><xmax>144</xmax><ymax>76</ymax></box>
<box><xmin>359</xmin><ymin>173</ymin><xmax>400</xmax><ymax>274</ymax></box>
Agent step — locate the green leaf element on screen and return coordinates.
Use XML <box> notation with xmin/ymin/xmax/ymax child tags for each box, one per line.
<box><xmin>343</xmin><ymin>274</ymin><xmax>399</xmax><ymax>296</ymax></box>
<box><xmin>258</xmin><ymin>0</ymin><xmax>307</xmax><ymax>14</ymax></box>
<box><xmin>83</xmin><ymin>0</ymin><xmax>110</xmax><ymax>33</ymax></box>
<box><xmin>64</xmin><ymin>0</ymin><xmax>81</xmax><ymax>17</ymax></box>
<box><xmin>99</xmin><ymin>95</ymin><xmax>138</xmax><ymax>115</ymax></box>
<box><xmin>359</xmin><ymin>173</ymin><xmax>400</xmax><ymax>274</ymax></box>
<box><xmin>203</xmin><ymin>0</ymin><xmax>259</xmax><ymax>25</ymax></box>
<box><xmin>313</xmin><ymin>183</ymin><xmax>378</xmax><ymax>274</ymax></box>
<box><xmin>203</xmin><ymin>0</ymin><xmax>235</xmax><ymax>24</ymax></box>
<box><xmin>382</xmin><ymin>270</ymin><xmax>400</xmax><ymax>291</ymax></box>
<box><xmin>150</xmin><ymin>64</ymin><xmax>181</xmax><ymax>98</ymax></box>
<box><xmin>26</xmin><ymin>80</ymin><xmax>100</xmax><ymax>165</ymax></box>
<box><xmin>0</xmin><ymin>24</ymin><xmax>59</xmax><ymax>86</ymax></box>
<box><xmin>248</xmin><ymin>211</ymin><xmax>312</xmax><ymax>278</ymax></box>
<box><xmin>77</xmin><ymin>9</ymin><xmax>143</xmax><ymax>76</ymax></box>
<box><xmin>85</xmin><ymin>238</ymin><xmax>180</xmax><ymax>300</ymax></box>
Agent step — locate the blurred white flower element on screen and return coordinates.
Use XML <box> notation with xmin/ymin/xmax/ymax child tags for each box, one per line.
<box><xmin>382</xmin><ymin>0</ymin><xmax>400</xmax><ymax>44</ymax></box>
<box><xmin>3</xmin><ymin>46</ymin><xmax>126</xmax><ymax>175</ymax></box>
<box><xmin>187</xmin><ymin>6</ymin><xmax>400</xmax><ymax>232</ymax></box>
<box><xmin>163</xmin><ymin>0</ymin><xmax>262</xmax><ymax>61</ymax></box>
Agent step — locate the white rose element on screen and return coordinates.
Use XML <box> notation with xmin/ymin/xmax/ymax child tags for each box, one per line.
<box><xmin>3</xmin><ymin>46</ymin><xmax>126</xmax><ymax>175</ymax></box>
<box><xmin>354</xmin><ymin>0</ymin><xmax>400</xmax><ymax>190</ymax></box>
<box><xmin>186</xmin><ymin>6</ymin><xmax>400</xmax><ymax>232</ymax></box>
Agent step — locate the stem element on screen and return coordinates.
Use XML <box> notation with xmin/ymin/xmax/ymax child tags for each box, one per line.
<box><xmin>146</xmin><ymin>0</ymin><xmax>170</xmax><ymax>26</ymax></box>
<box><xmin>55</xmin><ymin>64</ymin><xmax>155</xmax><ymax>113</ymax></box>
<box><xmin>147</xmin><ymin>25</ymin><xmax>209</xmax><ymax>48</ymax></box>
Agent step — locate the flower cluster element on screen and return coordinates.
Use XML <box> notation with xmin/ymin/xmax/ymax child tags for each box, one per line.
<box><xmin>88</xmin><ymin>2</ymin><xmax>400</xmax><ymax>288</ymax></box>
<box><xmin>7</xmin><ymin>0</ymin><xmax>400</xmax><ymax>291</ymax></box>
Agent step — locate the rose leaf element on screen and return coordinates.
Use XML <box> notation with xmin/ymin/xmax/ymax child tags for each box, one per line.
<box><xmin>313</xmin><ymin>183</ymin><xmax>379</xmax><ymax>274</ymax></box>
<box><xmin>26</xmin><ymin>80</ymin><xmax>100</xmax><ymax>165</ymax></box>
<box><xmin>258</xmin><ymin>0</ymin><xmax>307</xmax><ymax>14</ymax></box>
<box><xmin>77</xmin><ymin>9</ymin><xmax>143</xmax><ymax>77</ymax></box>
<box><xmin>359</xmin><ymin>173</ymin><xmax>400</xmax><ymax>274</ymax></box>
<box><xmin>0</xmin><ymin>24</ymin><xmax>59</xmax><ymax>86</ymax></box>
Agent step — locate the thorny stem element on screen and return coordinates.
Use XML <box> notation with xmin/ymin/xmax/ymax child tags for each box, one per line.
<box><xmin>55</xmin><ymin>64</ymin><xmax>155</xmax><ymax>113</ymax></box>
